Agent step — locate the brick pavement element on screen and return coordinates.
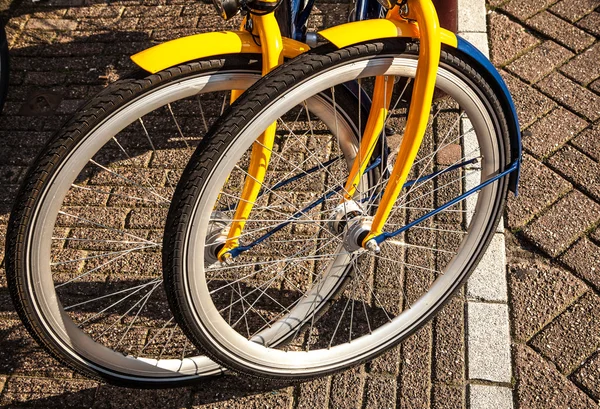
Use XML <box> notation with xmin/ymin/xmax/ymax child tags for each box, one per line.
<box><xmin>0</xmin><ymin>1</ymin><xmax>471</xmax><ymax>408</ymax></box>
<box><xmin>488</xmin><ymin>0</ymin><xmax>600</xmax><ymax>407</ymax></box>
<box><xmin>0</xmin><ymin>0</ymin><xmax>597</xmax><ymax>408</ymax></box>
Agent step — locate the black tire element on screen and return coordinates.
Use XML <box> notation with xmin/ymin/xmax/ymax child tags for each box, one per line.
<box><xmin>6</xmin><ymin>55</ymin><xmax>260</xmax><ymax>387</ymax></box>
<box><xmin>164</xmin><ymin>39</ymin><xmax>511</xmax><ymax>380</ymax></box>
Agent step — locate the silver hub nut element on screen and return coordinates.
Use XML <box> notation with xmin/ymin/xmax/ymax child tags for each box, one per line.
<box><xmin>343</xmin><ymin>216</ymin><xmax>373</xmax><ymax>253</ymax></box>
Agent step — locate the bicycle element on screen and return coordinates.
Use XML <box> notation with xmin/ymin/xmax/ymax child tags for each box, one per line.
<box><xmin>5</xmin><ymin>0</ymin><xmax>386</xmax><ymax>387</ymax></box>
<box><xmin>162</xmin><ymin>0</ymin><xmax>522</xmax><ymax>379</ymax></box>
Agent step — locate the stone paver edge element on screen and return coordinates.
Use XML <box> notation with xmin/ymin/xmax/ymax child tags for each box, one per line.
<box><xmin>457</xmin><ymin>0</ymin><xmax>515</xmax><ymax>408</ymax></box>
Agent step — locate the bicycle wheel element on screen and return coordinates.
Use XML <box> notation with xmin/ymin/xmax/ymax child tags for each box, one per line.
<box><xmin>6</xmin><ymin>54</ymin><xmax>366</xmax><ymax>386</ymax></box>
<box><xmin>164</xmin><ymin>39</ymin><xmax>512</xmax><ymax>380</ymax></box>
<box><xmin>0</xmin><ymin>22</ymin><xmax>9</xmax><ymax>116</ymax></box>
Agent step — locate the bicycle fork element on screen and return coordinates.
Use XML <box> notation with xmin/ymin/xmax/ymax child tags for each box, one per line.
<box><xmin>218</xmin><ymin>10</ymin><xmax>284</xmax><ymax>262</ymax></box>
<box><xmin>218</xmin><ymin>0</ymin><xmax>441</xmax><ymax>261</ymax></box>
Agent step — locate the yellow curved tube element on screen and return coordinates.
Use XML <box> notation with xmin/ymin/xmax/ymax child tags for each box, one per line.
<box><xmin>363</xmin><ymin>0</ymin><xmax>443</xmax><ymax>246</ymax></box>
<box><xmin>217</xmin><ymin>13</ymin><xmax>284</xmax><ymax>261</ymax></box>
<box><xmin>131</xmin><ymin>31</ymin><xmax>309</xmax><ymax>74</ymax></box>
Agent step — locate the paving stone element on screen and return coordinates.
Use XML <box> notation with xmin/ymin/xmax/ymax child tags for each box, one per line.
<box><xmin>530</xmin><ymin>291</ymin><xmax>600</xmax><ymax>374</ymax></box>
<box><xmin>190</xmin><ymin>374</ymin><xmax>291</xmax><ymax>408</ymax></box>
<box><xmin>524</xmin><ymin>108</ymin><xmax>588</xmax><ymax>158</ymax></box>
<box><xmin>65</xmin><ymin>5</ymin><xmax>123</xmax><ymax>18</ymax></box>
<box><xmin>576</xmin><ymin>11</ymin><xmax>600</xmax><ymax>36</ymax></box>
<box><xmin>181</xmin><ymin>4</ymin><xmax>214</xmax><ymax>16</ymax></box>
<box><xmin>527</xmin><ymin>11</ymin><xmax>595</xmax><ymax>52</ymax></box>
<box><xmin>433</xmin><ymin>297</ymin><xmax>465</xmax><ymax>383</ymax></box>
<box><xmin>77</xmin><ymin>17</ymin><xmax>140</xmax><ymax>32</ymax></box>
<box><xmin>467</xmin><ymin>234</ymin><xmax>508</xmax><ymax>302</ymax></box>
<box><xmin>560</xmin><ymin>238</ymin><xmax>600</xmax><ymax>292</ymax></box>
<box><xmin>469</xmin><ymin>384</ymin><xmax>513</xmax><ymax>409</ymax></box>
<box><xmin>398</xmin><ymin>325</ymin><xmax>432</xmax><ymax>409</ymax></box>
<box><xmin>507</xmin><ymin>256</ymin><xmax>587</xmax><ymax>342</ymax></box>
<box><xmin>137</xmin><ymin>15</ymin><xmax>198</xmax><ymax>30</ymax></box>
<box><xmin>457</xmin><ymin>0</ymin><xmax>486</xmax><ymax>32</ymax></box>
<box><xmin>571</xmin><ymin>123</ymin><xmax>600</xmax><ymax>161</ymax></box>
<box><xmin>506</xmin><ymin>154</ymin><xmax>572</xmax><ymax>229</ymax></box>
<box><xmin>122</xmin><ymin>5</ymin><xmax>184</xmax><ymax>17</ymax></box>
<box><xmin>95</xmin><ymin>385</ymin><xmax>192</xmax><ymax>408</ymax></box>
<box><xmin>514</xmin><ymin>344</ymin><xmax>597</xmax><ymax>409</ymax></box>
<box><xmin>26</xmin><ymin>18</ymin><xmax>79</xmax><ymax>30</ymax></box>
<box><xmin>368</xmin><ymin>345</ymin><xmax>400</xmax><ymax>375</ymax></box>
<box><xmin>364</xmin><ymin>375</ymin><xmax>396</xmax><ymax>409</ymax></box>
<box><xmin>431</xmin><ymin>384</ymin><xmax>463</xmax><ymax>409</ymax></box>
<box><xmin>522</xmin><ymin>190</ymin><xmax>600</xmax><ymax>257</ymax></box>
<box><xmin>506</xmin><ymin>41</ymin><xmax>574</xmax><ymax>84</ymax></box>
<box><xmin>571</xmin><ymin>351</ymin><xmax>600</xmax><ymax>401</ymax></box>
<box><xmin>0</xmin><ymin>377</ymin><xmax>98</xmax><ymax>407</ymax></box>
<box><xmin>537</xmin><ymin>71</ymin><xmax>600</xmax><ymax>121</ymax></box>
<box><xmin>330</xmin><ymin>366</ymin><xmax>364</xmax><ymax>409</ymax></box>
<box><xmin>591</xmin><ymin>78</ymin><xmax>600</xmax><ymax>93</ymax></box>
<box><xmin>593</xmin><ymin>226</ymin><xmax>600</xmax><ymax>243</ymax></box>
<box><xmin>500</xmin><ymin>0</ymin><xmax>557</xmax><ymax>20</ymax></box>
<box><xmin>467</xmin><ymin>303</ymin><xmax>512</xmax><ymax>383</ymax></box>
<box><xmin>549</xmin><ymin>0</ymin><xmax>599</xmax><ymax>22</ymax></box>
<box><xmin>560</xmin><ymin>42</ymin><xmax>600</xmax><ymax>85</ymax></box>
<box><xmin>501</xmin><ymin>71</ymin><xmax>556</xmax><ymax>127</ymax></box>
<box><xmin>10</xmin><ymin>343</ymin><xmax>76</xmax><ymax>379</ymax></box>
<box><xmin>548</xmin><ymin>145</ymin><xmax>600</xmax><ymax>201</ymax></box>
<box><xmin>29</xmin><ymin>9</ymin><xmax>68</xmax><ymax>19</ymax></box>
<box><xmin>489</xmin><ymin>12</ymin><xmax>540</xmax><ymax>66</ymax></box>
<box><xmin>296</xmin><ymin>377</ymin><xmax>330</xmax><ymax>409</ymax></box>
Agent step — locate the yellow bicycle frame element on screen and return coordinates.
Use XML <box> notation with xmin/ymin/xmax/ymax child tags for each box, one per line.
<box><xmin>130</xmin><ymin>0</ymin><xmax>454</xmax><ymax>257</ymax></box>
<box><xmin>224</xmin><ymin>0</ymin><xmax>443</xmax><ymax>255</ymax></box>
<box><xmin>361</xmin><ymin>0</ymin><xmax>442</xmax><ymax>246</ymax></box>
<box><xmin>217</xmin><ymin>11</ymin><xmax>284</xmax><ymax>260</ymax></box>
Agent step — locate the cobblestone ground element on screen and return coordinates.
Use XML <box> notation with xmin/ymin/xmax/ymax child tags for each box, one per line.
<box><xmin>0</xmin><ymin>0</ymin><xmax>471</xmax><ymax>408</ymax></box>
<box><xmin>487</xmin><ymin>0</ymin><xmax>600</xmax><ymax>408</ymax></box>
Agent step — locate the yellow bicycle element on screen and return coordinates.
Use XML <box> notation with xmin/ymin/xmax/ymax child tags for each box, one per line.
<box><xmin>5</xmin><ymin>0</ymin><xmax>386</xmax><ymax>386</ymax></box>
<box><xmin>163</xmin><ymin>0</ymin><xmax>521</xmax><ymax>379</ymax></box>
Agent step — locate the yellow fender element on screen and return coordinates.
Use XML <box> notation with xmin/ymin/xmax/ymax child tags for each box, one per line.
<box><xmin>130</xmin><ymin>31</ymin><xmax>309</xmax><ymax>74</ymax></box>
<box><xmin>318</xmin><ymin>18</ymin><xmax>457</xmax><ymax>49</ymax></box>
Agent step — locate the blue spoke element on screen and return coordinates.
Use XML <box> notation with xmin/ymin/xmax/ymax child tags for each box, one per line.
<box><xmin>219</xmin><ymin>155</ymin><xmax>343</xmax><ymax>212</ymax></box>
<box><xmin>373</xmin><ymin>160</ymin><xmax>519</xmax><ymax>245</ymax></box>
<box><xmin>360</xmin><ymin>157</ymin><xmax>480</xmax><ymax>204</ymax></box>
<box><xmin>227</xmin><ymin>157</ymin><xmax>382</xmax><ymax>258</ymax></box>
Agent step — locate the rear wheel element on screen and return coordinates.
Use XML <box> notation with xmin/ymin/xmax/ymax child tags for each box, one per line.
<box><xmin>164</xmin><ymin>40</ymin><xmax>512</xmax><ymax>380</ymax></box>
<box><xmin>6</xmin><ymin>55</ymin><xmax>364</xmax><ymax>386</ymax></box>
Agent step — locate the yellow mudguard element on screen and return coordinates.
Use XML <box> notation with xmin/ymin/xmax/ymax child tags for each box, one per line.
<box><xmin>131</xmin><ymin>31</ymin><xmax>309</xmax><ymax>74</ymax></box>
<box><xmin>319</xmin><ymin>18</ymin><xmax>457</xmax><ymax>49</ymax></box>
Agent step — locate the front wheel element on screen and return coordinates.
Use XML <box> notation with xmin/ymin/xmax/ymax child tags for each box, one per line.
<box><xmin>164</xmin><ymin>40</ymin><xmax>512</xmax><ymax>380</ymax></box>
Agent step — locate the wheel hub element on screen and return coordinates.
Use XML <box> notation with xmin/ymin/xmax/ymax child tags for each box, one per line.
<box><xmin>343</xmin><ymin>215</ymin><xmax>373</xmax><ymax>253</ymax></box>
<box><xmin>328</xmin><ymin>200</ymin><xmax>363</xmax><ymax>235</ymax></box>
<box><xmin>204</xmin><ymin>211</ymin><xmax>230</xmax><ymax>267</ymax></box>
